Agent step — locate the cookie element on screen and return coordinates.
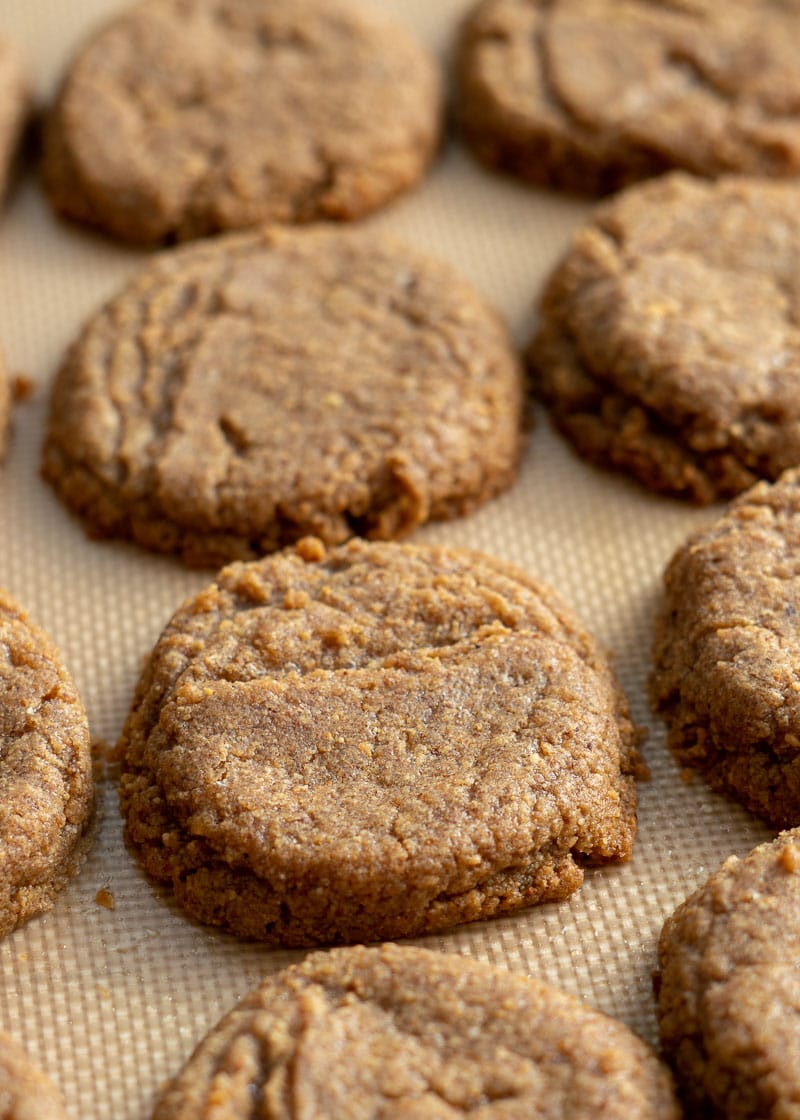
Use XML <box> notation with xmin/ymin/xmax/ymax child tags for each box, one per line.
<box><xmin>152</xmin><ymin>943</ymin><xmax>679</xmax><ymax>1119</ymax></box>
<box><xmin>658</xmin><ymin>829</ymin><xmax>800</xmax><ymax>1119</ymax></box>
<box><xmin>42</xmin><ymin>0</ymin><xmax>441</xmax><ymax>244</ymax></box>
<box><xmin>119</xmin><ymin>537</ymin><xmax>643</xmax><ymax>946</ymax></box>
<box><xmin>651</xmin><ymin>468</ymin><xmax>800</xmax><ymax>828</ymax></box>
<box><xmin>0</xmin><ymin>590</ymin><xmax>93</xmax><ymax>937</ymax></box>
<box><xmin>528</xmin><ymin>173</ymin><xmax>800</xmax><ymax>503</ymax></box>
<box><xmin>456</xmin><ymin>0</ymin><xmax>800</xmax><ymax>196</ymax></box>
<box><xmin>0</xmin><ymin>1031</ymin><xmax>67</xmax><ymax>1120</ymax></box>
<box><xmin>0</xmin><ymin>35</ymin><xmax>27</xmax><ymax>203</ymax></box>
<box><xmin>42</xmin><ymin>225</ymin><xmax>524</xmax><ymax>567</ymax></box>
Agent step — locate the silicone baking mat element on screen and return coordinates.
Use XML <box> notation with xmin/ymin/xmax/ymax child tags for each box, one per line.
<box><xmin>0</xmin><ymin>2</ymin><xmax>774</xmax><ymax>1116</ymax></box>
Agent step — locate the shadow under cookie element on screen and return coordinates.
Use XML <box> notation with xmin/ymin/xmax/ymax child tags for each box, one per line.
<box><xmin>119</xmin><ymin>537</ymin><xmax>643</xmax><ymax>946</ymax></box>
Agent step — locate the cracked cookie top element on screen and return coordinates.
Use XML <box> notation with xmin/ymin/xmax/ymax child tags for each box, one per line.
<box><xmin>43</xmin><ymin>0</ymin><xmax>442</xmax><ymax>242</ymax></box>
<box><xmin>153</xmin><ymin>944</ymin><xmax>680</xmax><ymax>1119</ymax></box>
<box><xmin>42</xmin><ymin>225</ymin><xmax>524</xmax><ymax>567</ymax></box>
<box><xmin>456</xmin><ymin>0</ymin><xmax>800</xmax><ymax>194</ymax></box>
<box><xmin>119</xmin><ymin>538</ymin><xmax>642</xmax><ymax>945</ymax></box>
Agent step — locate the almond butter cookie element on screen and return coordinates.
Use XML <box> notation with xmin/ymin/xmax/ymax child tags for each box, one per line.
<box><xmin>528</xmin><ymin>174</ymin><xmax>800</xmax><ymax>503</ymax></box>
<box><xmin>658</xmin><ymin>829</ymin><xmax>800</xmax><ymax>1119</ymax></box>
<box><xmin>119</xmin><ymin>537</ymin><xmax>643</xmax><ymax>946</ymax></box>
<box><xmin>0</xmin><ymin>590</ymin><xmax>93</xmax><ymax>937</ymax></box>
<box><xmin>42</xmin><ymin>225</ymin><xmax>524</xmax><ymax>567</ymax></box>
<box><xmin>43</xmin><ymin>0</ymin><xmax>441</xmax><ymax>243</ymax></box>
<box><xmin>0</xmin><ymin>1031</ymin><xmax>67</xmax><ymax>1120</ymax></box>
<box><xmin>457</xmin><ymin>0</ymin><xmax>800</xmax><ymax>195</ymax></box>
<box><xmin>153</xmin><ymin>944</ymin><xmax>679</xmax><ymax>1119</ymax></box>
<box><xmin>651</xmin><ymin>467</ymin><xmax>800</xmax><ymax>828</ymax></box>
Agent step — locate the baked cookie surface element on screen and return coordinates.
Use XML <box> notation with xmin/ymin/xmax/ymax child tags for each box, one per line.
<box><xmin>119</xmin><ymin>537</ymin><xmax>643</xmax><ymax>945</ymax></box>
<box><xmin>43</xmin><ymin>0</ymin><xmax>441</xmax><ymax>243</ymax></box>
<box><xmin>456</xmin><ymin>0</ymin><xmax>800</xmax><ymax>195</ymax></box>
<box><xmin>651</xmin><ymin>468</ymin><xmax>800</xmax><ymax>828</ymax></box>
<box><xmin>528</xmin><ymin>174</ymin><xmax>800</xmax><ymax>503</ymax></box>
<box><xmin>658</xmin><ymin>829</ymin><xmax>800</xmax><ymax>1119</ymax></box>
<box><xmin>152</xmin><ymin>943</ymin><xmax>679</xmax><ymax>1119</ymax></box>
<box><xmin>0</xmin><ymin>590</ymin><xmax>93</xmax><ymax>937</ymax></box>
<box><xmin>42</xmin><ymin>225</ymin><xmax>524</xmax><ymax>567</ymax></box>
<box><xmin>0</xmin><ymin>1031</ymin><xmax>67</xmax><ymax>1120</ymax></box>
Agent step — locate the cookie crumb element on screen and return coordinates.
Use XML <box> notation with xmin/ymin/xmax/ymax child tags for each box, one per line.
<box><xmin>95</xmin><ymin>888</ymin><xmax>115</xmax><ymax>910</ymax></box>
<box><xmin>11</xmin><ymin>374</ymin><xmax>33</xmax><ymax>402</ymax></box>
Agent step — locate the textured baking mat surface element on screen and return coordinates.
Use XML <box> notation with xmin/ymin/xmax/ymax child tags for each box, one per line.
<box><xmin>0</xmin><ymin>1</ymin><xmax>774</xmax><ymax>1116</ymax></box>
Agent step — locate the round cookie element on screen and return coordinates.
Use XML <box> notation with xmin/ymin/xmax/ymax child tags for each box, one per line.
<box><xmin>658</xmin><ymin>829</ymin><xmax>800</xmax><ymax>1119</ymax></box>
<box><xmin>42</xmin><ymin>224</ymin><xmax>524</xmax><ymax>567</ymax></box>
<box><xmin>152</xmin><ymin>943</ymin><xmax>679</xmax><ymax>1119</ymax></box>
<box><xmin>0</xmin><ymin>590</ymin><xmax>93</xmax><ymax>936</ymax></box>
<box><xmin>0</xmin><ymin>35</ymin><xmax>28</xmax><ymax>202</ymax></box>
<box><xmin>528</xmin><ymin>173</ymin><xmax>800</xmax><ymax>503</ymax></box>
<box><xmin>651</xmin><ymin>468</ymin><xmax>800</xmax><ymax>828</ymax></box>
<box><xmin>119</xmin><ymin>537</ymin><xmax>644</xmax><ymax>946</ymax></box>
<box><xmin>42</xmin><ymin>0</ymin><xmax>441</xmax><ymax>243</ymax></box>
<box><xmin>0</xmin><ymin>1031</ymin><xmax>67</xmax><ymax>1120</ymax></box>
<box><xmin>456</xmin><ymin>0</ymin><xmax>800</xmax><ymax>196</ymax></box>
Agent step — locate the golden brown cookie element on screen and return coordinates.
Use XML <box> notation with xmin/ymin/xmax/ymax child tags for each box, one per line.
<box><xmin>0</xmin><ymin>35</ymin><xmax>27</xmax><ymax>203</ymax></box>
<box><xmin>0</xmin><ymin>590</ymin><xmax>93</xmax><ymax>937</ymax></box>
<box><xmin>651</xmin><ymin>468</ymin><xmax>800</xmax><ymax>828</ymax></box>
<box><xmin>119</xmin><ymin>537</ymin><xmax>643</xmax><ymax>946</ymax></box>
<box><xmin>42</xmin><ymin>0</ymin><xmax>442</xmax><ymax>243</ymax></box>
<box><xmin>528</xmin><ymin>174</ymin><xmax>800</xmax><ymax>503</ymax></box>
<box><xmin>0</xmin><ymin>1031</ymin><xmax>67</xmax><ymax>1120</ymax></box>
<box><xmin>456</xmin><ymin>0</ymin><xmax>800</xmax><ymax>196</ymax></box>
<box><xmin>42</xmin><ymin>224</ymin><xmax>524</xmax><ymax>567</ymax></box>
<box><xmin>658</xmin><ymin>829</ymin><xmax>800</xmax><ymax>1119</ymax></box>
<box><xmin>152</xmin><ymin>944</ymin><xmax>679</xmax><ymax>1119</ymax></box>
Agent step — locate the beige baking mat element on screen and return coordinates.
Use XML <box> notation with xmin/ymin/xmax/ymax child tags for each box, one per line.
<box><xmin>0</xmin><ymin>2</ymin><xmax>775</xmax><ymax>1116</ymax></box>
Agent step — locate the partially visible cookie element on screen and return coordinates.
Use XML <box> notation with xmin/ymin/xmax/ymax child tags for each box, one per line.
<box><xmin>0</xmin><ymin>35</ymin><xmax>27</xmax><ymax>202</ymax></box>
<box><xmin>528</xmin><ymin>173</ymin><xmax>800</xmax><ymax>503</ymax></box>
<box><xmin>651</xmin><ymin>468</ymin><xmax>800</xmax><ymax>828</ymax></box>
<box><xmin>658</xmin><ymin>829</ymin><xmax>800</xmax><ymax>1119</ymax></box>
<box><xmin>42</xmin><ymin>224</ymin><xmax>524</xmax><ymax>567</ymax></box>
<box><xmin>42</xmin><ymin>0</ymin><xmax>441</xmax><ymax>243</ymax></box>
<box><xmin>153</xmin><ymin>943</ymin><xmax>679</xmax><ymax>1119</ymax></box>
<box><xmin>119</xmin><ymin>537</ymin><xmax>643</xmax><ymax>945</ymax></box>
<box><xmin>0</xmin><ymin>1031</ymin><xmax>67</xmax><ymax>1120</ymax></box>
<box><xmin>0</xmin><ymin>590</ymin><xmax>93</xmax><ymax>937</ymax></box>
<box><xmin>456</xmin><ymin>0</ymin><xmax>800</xmax><ymax>195</ymax></box>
